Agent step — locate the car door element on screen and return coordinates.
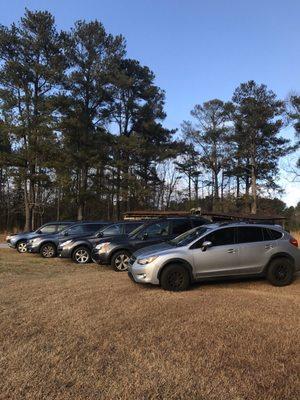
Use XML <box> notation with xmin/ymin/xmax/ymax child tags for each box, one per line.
<box><xmin>190</xmin><ymin>227</ymin><xmax>239</xmax><ymax>278</ymax></box>
<box><xmin>236</xmin><ymin>226</ymin><xmax>275</xmax><ymax>274</ymax></box>
<box><xmin>130</xmin><ymin>220</ymin><xmax>171</xmax><ymax>250</ymax></box>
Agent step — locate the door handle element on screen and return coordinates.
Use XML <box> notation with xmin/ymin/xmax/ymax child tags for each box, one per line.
<box><xmin>227</xmin><ymin>248</ymin><xmax>237</xmax><ymax>253</ymax></box>
<box><xmin>265</xmin><ymin>244</ymin><xmax>273</xmax><ymax>250</ymax></box>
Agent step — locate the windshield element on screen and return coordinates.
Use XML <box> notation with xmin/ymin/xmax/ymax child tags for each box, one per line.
<box><xmin>169</xmin><ymin>226</ymin><xmax>210</xmax><ymax>247</ymax></box>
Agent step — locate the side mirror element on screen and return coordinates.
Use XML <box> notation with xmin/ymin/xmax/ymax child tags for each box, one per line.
<box><xmin>64</xmin><ymin>231</ymin><xmax>69</xmax><ymax>236</ymax></box>
<box><xmin>201</xmin><ymin>241</ymin><xmax>212</xmax><ymax>252</ymax></box>
<box><xmin>97</xmin><ymin>232</ymin><xmax>103</xmax><ymax>238</ymax></box>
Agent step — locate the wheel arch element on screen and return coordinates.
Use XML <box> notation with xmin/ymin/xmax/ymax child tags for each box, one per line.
<box><xmin>40</xmin><ymin>241</ymin><xmax>57</xmax><ymax>252</ymax></box>
<box><xmin>109</xmin><ymin>247</ymin><xmax>132</xmax><ymax>263</ymax></box>
<box><xmin>71</xmin><ymin>243</ymin><xmax>91</xmax><ymax>257</ymax></box>
<box><xmin>264</xmin><ymin>252</ymin><xmax>295</xmax><ymax>273</ymax></box>
<box><xmin>157</xmin><ymin>258</ymin><xmax>194</xmax><ymax>282</ymax></box>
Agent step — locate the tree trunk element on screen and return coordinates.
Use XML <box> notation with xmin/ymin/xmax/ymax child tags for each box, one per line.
<box><xmin>250</xmin><ymin>160</ymin><xmax>257</xmax><ymax>214</ymax></box>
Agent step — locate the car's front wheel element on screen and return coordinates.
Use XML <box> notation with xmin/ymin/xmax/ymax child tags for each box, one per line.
<box><xmin>160</xmin><ymin>264</ymin><xmax>190</xmax><ymax>291</ymax></box>
<box><xmin>111</xmin><ymin>250</ymin><xmax>131</xmax><ymax>272</ymax></box>
<box><xmin>17</xmin><ymin>240</ymin><xmax>27</xmax><ymax>253</ymax></box>
<box><xmin>266</xmin><ymin>258</ymin><xmax>294</xmax><ymax>286</ymax></box>
<box><xmin>40</xmin><ymin>243</ymin><xmax>56</xmax><ymax>258</ymax></box>
<box><xmin>72</xmin><ymin>247</ymin><xmax>91</xmax><ymax>264</ymax></box>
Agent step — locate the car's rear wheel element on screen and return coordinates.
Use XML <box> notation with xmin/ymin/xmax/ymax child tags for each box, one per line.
<box><xmin>266</xmin><ymin>258</ymin><xmax>294</xmax><ymax>286</ymax></box>
<box><xmin>160</xmin><ymin>264</ymin><xmax>190</xmax><ymax>291</ymax></box>
<box><xmin>111</xmin><ymin>250</ymin><xmax>131</xmax><ymax>272</ymax></box>
<box><xmin>72</xmin><ymin>247</ymin><xmax>91</xmax><ymax>264</ymax></box>
<box><xmin>17</xmin><ymin>240</ymin><xmax>27</xmax><ymax>253</ymax></box>
<box><xmin>40</xmin><ymin>243</ymin><xmax>56</xmax><ymax>258</ymax></box>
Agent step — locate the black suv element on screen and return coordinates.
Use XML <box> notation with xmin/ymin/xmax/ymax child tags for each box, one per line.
<box><xmin>91</xmin><ymin>216</ymin><xmax>209</xmax><ymax>271</ymax></box>
<box><xmin>26</xmin><ymin>221</ymin><xmax>109</xmax><ymax>258</ymax></box>
<box><xmin>57</xmin><ymin>221</ymin><xmax>144</xmax><ymax>264</ymax></box>
<box><xmin>6</xmin><ymin>221</ymin><xmax>75</xmax><ymax>253</ymax></box>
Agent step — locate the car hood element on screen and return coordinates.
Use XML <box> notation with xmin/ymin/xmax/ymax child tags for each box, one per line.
<box><xmin>134</xmin><ymin>242</ymin><xmax>175</xmax><ymax>258</ymax></box>
<box><xmin>9</xmin><ymin>231</ymin><xmax>38</xmax><ymax>240</ymax></box>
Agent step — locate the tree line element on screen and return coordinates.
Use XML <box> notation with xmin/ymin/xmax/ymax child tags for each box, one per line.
<box><xmin>0</xmin><ymin>9</ymin><xmax>299</xmax><ymax>231</ymax></box>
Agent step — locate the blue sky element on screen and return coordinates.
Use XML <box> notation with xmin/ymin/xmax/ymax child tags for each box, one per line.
<box><xmin>1</xmin><ymin>0</ymin><xmax>300</xmax><ymax>204</ymax></box>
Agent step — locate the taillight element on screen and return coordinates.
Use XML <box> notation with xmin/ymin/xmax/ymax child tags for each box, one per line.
<box><xmin>289</xmin><ymin>237</ymin><xmax>298</xmax><ymax>248</ymax></box>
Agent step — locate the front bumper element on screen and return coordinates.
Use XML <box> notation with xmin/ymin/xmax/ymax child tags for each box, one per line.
<box><xmin>26</xmin><ymin>243</ymin><xmax>41</xmax><ymax>253</ymax></box>
<box><xmin>91</xmin><ymin>249</ymin><xmax>110</xmax><ymax>265</ymax></box>
<box><xmin>57</xmin><ymin>246</ymin><xmax>72</xmax><ymax>258</ymax></box>
<box><xmin>7</xmin><ymin>240</ymin><xmax>17</xmax><ymax>249</ymax></box>
<box><xmin>127</xmin><ymin>262</ymin><xmax>160</xmax><ymax>285</ymax></box>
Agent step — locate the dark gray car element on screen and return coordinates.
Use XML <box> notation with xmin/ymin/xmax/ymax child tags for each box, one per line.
<box><xmin>6</xmin><ymin>221</ymin><xmax>75</xmax><ymax>253</ymax></box>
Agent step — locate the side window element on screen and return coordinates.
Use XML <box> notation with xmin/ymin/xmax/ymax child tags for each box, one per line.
<box><xmin>171</xmin><ymin>219</ymin><xmax>192</xmax><ymax>235</ymax></box>
<box><xmin>124</xmin><ymin>223</ymin><xmax>142</xmax><ymax>234</ymax></box>
<box><xmin>102</xmin><ymin>224</ymin><xmax>122</xmax><ymax>235</ymax></box>
<box><xmin>205</xmin><ymin>227</ymin><xmax>236</xmax><ymax>246</ymax></box>
<box><xmin>263</xmin><ymin>228</ymin><xmax>283</xmax><ymax>240</ymax></box>
<box><xmin>142</xmin><ymin>221</ymin><xmax>169</xmax><ymax>238</ymax></box>
<box><xmin>237</xmin><ymin>227</ymin><xmax>264</xmax><ymax>243</ymax></box>
<box><xmin>39</xmin><ymin>224</ymin><xmax>57</xmax><ymax>234</ymax></box>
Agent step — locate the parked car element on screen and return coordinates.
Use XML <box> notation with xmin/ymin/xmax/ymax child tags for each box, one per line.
<box><xmin>57</xmin><ymin>220</ymin><xmax>144</xmax><ymax>264</ymax></box>
<box><xmin>6</xmin><ymin>221</ymin><xmax>75</xmax><ymax>253</ymax></box>
<box><xmin>128</xmin><ymin>223</ymin><xmax>300</xmax><ymax>291</ymax></box>
<box><xmin>91</xmin><ymin>216</ymin><xmax>209</xmax><ymax>271</ymax></box>
<box><xmin>26</xmin><ymin>221</ymin><xmax>109</xmax><ymax>258</ymax></box>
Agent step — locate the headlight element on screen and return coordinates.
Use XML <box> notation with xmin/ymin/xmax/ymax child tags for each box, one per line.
<box><xmin>31</xmin><ymin>238</ymin><xmax>41</xmax><ymax>245</ymax></box>
<box><xmin>6</xmin><ymin>235</ymin><xmax>11</xmax><ymax>241</ymax></box>
<box><xmin>95</xmin><ymin>242</ymin><xmax>111</xmax><ymax>252</ymax></box>
<box><xmin>137</xmin><ymin>256</ymin><xmax>158</xmax><ymax>265</ymax></box>
<box><xmin>61</xmin><ymin>240</ymin><xmax>72</xmax><ymax>247</ymax></box>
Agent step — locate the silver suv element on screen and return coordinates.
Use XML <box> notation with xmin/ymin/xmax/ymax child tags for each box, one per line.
<box><xmin>128</xmin><ymin>223</ymin><xmax>300</xmax><ymax>291</ymax></box>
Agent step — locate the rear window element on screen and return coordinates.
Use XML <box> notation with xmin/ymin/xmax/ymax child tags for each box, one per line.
<box><xmin>124</xmin><ymin>223</ymin><xmax>143</xmax><ymax>234</ymax></box>
<box><xmin>102</xmin><ymin>224</ymin><xmax>123</xmax><ymax>235</ymax></box>
<box><xmin>83</xmin><ymin>224</ymin><xmax>105</xmax><ymax>232</ymax></box>
<box><xmin>263</xmin><ymin>228</ymin><xmax>283</xmax><ymax>240</ymax></box>
<box><xmin>191</xmin><ymin>218</ymin><xmax>209</xmax><ymax>227</ymax></box>
<box><xmin>237</xmin><ymin>227</ymin><xmax>264</xmax><ymax>243</ymax></box>
<box><xmin>57</xmin><ymin>224</ymin><xmax>72</xmax><ymax>232</ymax></box>
<box><xmin>171</xmin><ymin>219</ymin><xmax>192</xmax><ymax>235</ymax></box>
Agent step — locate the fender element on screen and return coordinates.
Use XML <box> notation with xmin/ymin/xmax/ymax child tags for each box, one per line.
<box><xmin>157</xmin><ymin>258</ymin><xmax>194</xmax><ymax>282</ymax></box>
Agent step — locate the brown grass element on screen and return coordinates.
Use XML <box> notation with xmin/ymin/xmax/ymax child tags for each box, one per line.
<box><xmin>0</xmin><ymin>249</ymin><xmax>299</xmax><ymax>400</ymax></box>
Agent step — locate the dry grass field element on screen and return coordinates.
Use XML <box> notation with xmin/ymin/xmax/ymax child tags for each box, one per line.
<box><xmin>0</xmin><ymin>248</ymin><xmax>299</xmax><ymax>400</ymax></box>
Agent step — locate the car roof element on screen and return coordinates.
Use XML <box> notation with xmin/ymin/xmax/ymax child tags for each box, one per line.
<box><xmin>202</xmin><ymin>222</ymin><xmax>285</xmax><ymax>230</ymax></box>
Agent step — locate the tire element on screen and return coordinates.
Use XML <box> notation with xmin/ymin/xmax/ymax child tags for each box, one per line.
<box><xmin>266</xmin><ymin>257</ymin><xmax>294</xmax><ymax>287</ymax></box>
<box><xmin>40</xmin><ymin>243</ymin><xmax>56</xmax><ymax>258</ymax></box>
<box><xmin>72</xmin><ymin>246</ymin><xmax>91</xmax><ymax>264</ymax></box>
<box><xmin>16</xmin><ymin>240</ymin><xmax>27</xmax><ymax>253</ymax></box>
<box><xmin>160</xmin><ymin>264</ymin><xmax>190</xmax><ymax>291</ymax></box>
<box><xmin>111</xmin><ymin>250</ymin><xmax>131</xmax><ymax>272</ymax></box>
